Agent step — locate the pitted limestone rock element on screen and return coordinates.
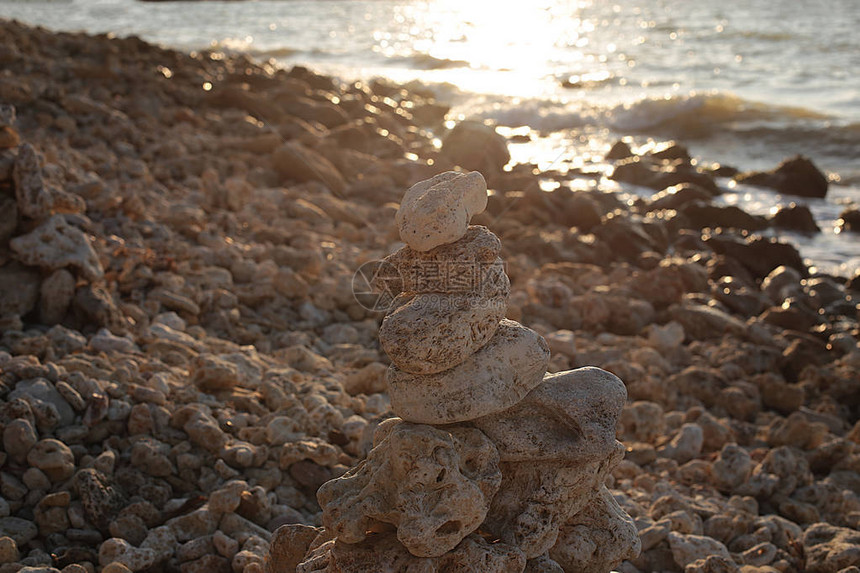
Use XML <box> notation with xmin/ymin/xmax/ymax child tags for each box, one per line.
<box><xmin>379</xmin><ymin>292</ymin><xmax>507</xmax><ymax>374</ymax></box>
<box><xmin>380</xmin><ymin>225</ymin><xmax>503</xmax><ymax>294</ymax></box>
<box><xmin>395</xmin><ymin>171</ymin><xmax>488</xmax><ymax>251</ymax></box>
<box><xmin>483</xmin><ymin>445</ymin><xmax>624</xmax><ymax>559</ymax></box>
<box><xmin>10</xmin><ymin>214</ymin><xmax>104</xmax><ymax>281</ymax></box>
<box><xmin>386</xmin><ymin>319</ymin><xmax>550</xmax><ymax>424</ymax></box>
<box><xmin>316</xmin><ymin>418</ymin><xmax>501</xmax><ymax>558</ymax></box>
<box><xmin>471</xmin><ymin>367</ymin><xmax>628</xmax><ymax>463</ymax></box>
<box><xmin>549</xmin><ymin>485</ymin><xmax>641</xmax><ymax>572</ymax></box>
<box><xmin>297</xmin><ymin>532</ymin><xmax>526</xmax><ymax>573</ymax></box>
<box><xmin>472</xmin><ymin>368</ymin><xmax>632</xmax><ymax>561</ymax></box>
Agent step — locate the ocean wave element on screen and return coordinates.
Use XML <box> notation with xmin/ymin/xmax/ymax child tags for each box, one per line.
<box><xmin>456</xmin><ymin>90</ymin><xmax>860</xmax><ymax>157</ymax></box>
<box><xmin>250</xmin><ymin>46</ymin><xmax>299</xmax><ymax>58</ymax></box>
<box><xmin>558</xmin><ymin>70</ymin><xmax>616</xmax><ymax>89</ymax></box>
<box><xmin>459</xmin><ymin>96</ymin><xmax>594</xmax><ymax>131</ymax></box>
<box><xmin>608</xmin><ymin>91</ymin><xmax>830</xmax><ymax>136</ymax></box>
<box><xmin>723</xmin><ymin>30</ymin><xmax>797</xmax><ymax>42</ymax></box>
<box><xmin>386</xmin><ymin>53</ymin><xmax>471</xmax><ymax>70</ymax></box>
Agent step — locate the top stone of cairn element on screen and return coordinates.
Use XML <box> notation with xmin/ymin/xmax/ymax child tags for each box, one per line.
<box><xmin>395</xmin><ymin>170</ymin><xmax>488</xmax><ymax>251</ymax></box>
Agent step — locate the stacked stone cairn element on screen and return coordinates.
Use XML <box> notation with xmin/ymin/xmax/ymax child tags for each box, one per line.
<box><xmin>266</xmin><ymin>171</ymin><xmax>642</xmax><ymax>572</ymax></box>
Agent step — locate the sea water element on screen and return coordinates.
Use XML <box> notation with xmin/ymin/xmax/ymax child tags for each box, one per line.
<box><xmin>2</xmin><ymin>0</ymin><xmax>858</xmax><ymax>275</ymax></box>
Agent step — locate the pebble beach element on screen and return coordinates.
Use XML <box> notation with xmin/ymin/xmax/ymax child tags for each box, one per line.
<box><xmin>0</xmin><ymin>15</ymin><xmax>859</xmax><ymax>573</ymax></box>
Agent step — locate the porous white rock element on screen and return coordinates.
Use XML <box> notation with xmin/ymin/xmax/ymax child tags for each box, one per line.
<box><xmin>317</xmin><ymin>418</ymin><xmax>501</xmax><ymax>558</ymax></box>
<box><xmin>380</xmin><ymin>226</ymin><xmax>504</xmax><ymax>295</ymax></box>
<box><xmin>379</xmin><ymin>292</ymin><xmax>507</xmax><ymax>374</ymax></box>
<box><xmin>99</xmin><ymin>538</ymin><xmax>157</xmax><ymax>571</ymax></box>
<box><xmin>10</xmin><ymin>215</ymin><xmax>104</xmax><ymax>281</ymax></box>
<box><xmin>10</xmin><ymin>378</ymin><xmax>75</xmax><ymax>426</ymax></box>
<box><xmin>471</xmin><ymin>367</ymin><xmax>627</xmax><ymax>463</ymax></box>
<box><xmin>667</xmin><ymin>532</ymin><xmax>731</xmax><ymax>569</ymax></box>
<box><xmin>550</xmin><ymin>486</ymin><xmax>642</xmax><ymax>573</ymax></box>
<box><xmin>475</xmin><ymin>368</ymin><xmax>629</xmax><ymax>560</ymax></box>
<box><xmin>658</xmin><ymin>423</ymin><xmax>704</xmax><ymax>463</ymax></box>
<box><xmin>26</xmin><ymin>439</ymin><xmax>75</xmax><ymax>481</ymax></box>
<box><xmin>386</xmin><ymin>319</ymin><xmax>550</xmax><ymax>424</ymax></box>
<box><xmin>483</xmin><ymin>447</ymin><xmax>624</xmax><ymax>559</ymax></box>
<box><xmin>395</xmin><ymin>171</ymin><xmax>488</xmax><ymax>251</ymax></box>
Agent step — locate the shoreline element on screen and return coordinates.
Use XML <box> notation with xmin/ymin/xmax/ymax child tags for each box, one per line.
<box><xmin>0</xmin><ymin>19</ymin><xmax>859</xmax><ymax>573</ymax></box>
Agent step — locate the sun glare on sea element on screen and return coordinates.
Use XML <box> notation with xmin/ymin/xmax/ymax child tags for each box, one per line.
<box><xmin>382</xmin><ymin>0</ymin><xmax>590</xmax><ymax>98</ymax></box>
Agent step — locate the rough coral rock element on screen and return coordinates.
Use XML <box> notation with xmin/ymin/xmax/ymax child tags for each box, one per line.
<box><xmin>471</xmin><ymin>367</ymin><xmax>627</xmax><ymax>463</ymax></box>
<box><xmin>395</xmin><ymin>171</ymin><xmax>488</xmax><ymax>252</ymax></box>
<box><xmin>550</xmin><ymin>486</ymin><xmax>641</xmax><ymax>572</ymax></box>
<box><xmin>483</xmin><ymin>445</ymin><xmax>625</xmax><ymax>559</ymax></box>
<box><xmin>10</xmin><ymin>215</ymin><xmax>104</xmax><ymax>281</ymax></box>
<box><xmin>317</xmin><ymin>418</ymin><xmax>501</xmax><ymax>558</ymax></box>
<box><xmin>386</xmin><ymin>319</ymin><xmax>550</xmax><ymax>424</ymax></box>
<box><xmin>380</xmin><ymin>225</ymin><xmax>504</xmax><ymax>294</ymax></box>
<box><xmin>379</xmin><ymin>292</ymin><xmax>507</xmax><ymax>374</ymax></box>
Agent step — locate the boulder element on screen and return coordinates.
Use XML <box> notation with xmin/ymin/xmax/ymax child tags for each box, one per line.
<box><xmin>735</xmin><ymin>155</ymin><xmax>828</xmax><ymax>198</ymax></box>
<box><xmin>837</xmin><ymin>208</ymin><xmax>860</xmax><ymax>233</ymax></box>
<box><xmin>680</xmin><ymin>202</ymin><xmax>768</xmax><ymax>231</ymax></box>
<box><xmin>272</xmin><ymin>142</ymin><xmax>347</xmax><ymax>193</ymax></box>
<box><xmin>395</xmin><ymin>171</ymin><xmax>487</xmax><ymax>252</ymax></box>
<box><xmin>441</xmin><ymin>121</ymin><xmax>510</xmax><ymax>174</ymax></box>
<box><xmin>10</xmin><ymin>215</ymin><xmax>104</xmax><ymax>281</ymax></box>
<box><xmin>379</xmin><ymin>293</ymin><xmax>507</xmax><ymax>375</ymax></box>
<box><xmin>387</xmin><ymin>319</ymin><xmax>550</xmax><ymax>424</ymax></box>
<box><xmin>771</xmin><ymin>203</ymin><xmax>820</xmax><ymax>233</ymax></box>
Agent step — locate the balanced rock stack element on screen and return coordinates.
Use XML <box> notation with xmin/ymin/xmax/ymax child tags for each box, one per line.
<box><xmin>267</xmin><ymin>172</ymin><xmax>642</xmax><ymax>572</ymax></box>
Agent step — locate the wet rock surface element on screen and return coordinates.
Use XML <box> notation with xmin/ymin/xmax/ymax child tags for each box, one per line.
<box><xmin>0</xmin><ymin>19</ymin><xmax>855</xmax><ymax>573</ymax></box>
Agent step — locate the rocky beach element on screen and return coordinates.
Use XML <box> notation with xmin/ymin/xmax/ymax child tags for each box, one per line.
<box><xmin>0</xmin><ymin>17</ymin><xmax>859</xmax><ymax>573</ymax></box>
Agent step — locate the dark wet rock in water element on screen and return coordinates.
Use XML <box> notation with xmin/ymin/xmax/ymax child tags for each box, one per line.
<box><xmin>705</xmin><ymin>233</ymin><xmax>807</xmax><ymax>280</ymax></box>
<box><xmin>648</xmin><ymin>141</ymin><xmax>691</xmax><ymax>163</ymax></box>
<box><xmin>410</xmin><ymin>100</ymin><xmax>450</xmax><ymax>126</ymax></box>
<box><xmin>837</xmin><ymin>208</ymin><xmax>860</xmax><ymax>233</ymax></box>
<box><xmin>735</xmin><ymin>155</ymin><xmax>829</xmax><ymax>199</ymax></box>
<box><xmin>610</xmin><ymin>156</ymin><xmax>655</xmax><ymax>187</ymax></box>
<box><xmin>441</xmin><ymin>121</ymin><xmax>510</xmax><ymax>174</ymax></box>
<box><xmin>606</xmin><ymin>140</ymin><xmax>633</xmax><ymax>161</ymax></box>
<box><xmin>651</xmin><ymin>165</ymin><xmax>720</xmax><ymax>196</ymax></box>
<box><xmin>680</xmin><ymin>202</ymin><xmax>769</xmax><ymax>232</ymax></box>
<box><xmin>648</xmin><ymin>183</ymin><xmax>713</xmax><ymax>212</ymax></box>
<box><xmin>707</xmin><ymin>163</ymin><xmax>739</xmax><ymax>178</ymax></box>
<box><xmin>612</xmin><ymin>156</ymin><xmax>720</xmax><ymax>195</ymax></box>
<box><xmin>771</xmin><ymin>203</ymin><xmax>820</xmax><ymax>233</ymax></box>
